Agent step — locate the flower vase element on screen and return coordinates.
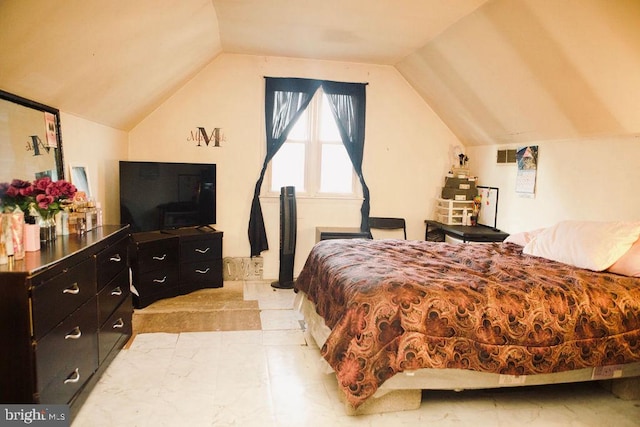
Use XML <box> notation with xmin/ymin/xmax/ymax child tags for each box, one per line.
<box><xmin>470</xmin><ymin>209</ymin><xmax>479</xmax><ymax>226</ymax></box>
<box><xmin>38</xmin><ymin>212</ymin><xmax>57</xmax><ymax>243</ymax></box>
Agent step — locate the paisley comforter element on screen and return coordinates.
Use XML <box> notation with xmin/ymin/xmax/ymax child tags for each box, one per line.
<box><xmin>294</xmin><ymin>239</ymin><xmax>640</xmax><ymax>408</ymax></box>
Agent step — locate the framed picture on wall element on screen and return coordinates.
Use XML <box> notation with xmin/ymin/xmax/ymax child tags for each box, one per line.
<box><xmin>69</xmin><ymin>164</ymin><xmax>91</xmax><ymax>198</ymax></box>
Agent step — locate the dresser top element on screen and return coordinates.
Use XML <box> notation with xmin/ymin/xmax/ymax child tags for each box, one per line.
<box><xmin>0</xmin><ymin>225</ymin><xmax>129</xmax><ymax>275</ymax></box>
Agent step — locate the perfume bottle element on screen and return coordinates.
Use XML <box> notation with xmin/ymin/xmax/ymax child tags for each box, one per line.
<box><xmin>23</xmin><ymin>215</ymin><xmax>40</xmax><ymax>252</ymax></box>
<box><xmin>10</xmin><ymin>210</ymin><xmax>25</xmax><ymax>260</ymax></box>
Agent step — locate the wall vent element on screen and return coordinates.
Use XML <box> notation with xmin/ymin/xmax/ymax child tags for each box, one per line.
<box><xmin>497</xmin><ymin>149</ymin><xmax>516</xmax><ymax>164</ymax></box>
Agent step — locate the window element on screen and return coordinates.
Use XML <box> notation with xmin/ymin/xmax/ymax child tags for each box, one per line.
<box><xmin>268</xmin><ymin>88</ymin><xmax>357</xmax><ymax>197</ymax></box>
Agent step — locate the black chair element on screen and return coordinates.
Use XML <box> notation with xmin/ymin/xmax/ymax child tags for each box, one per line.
<box><xmin>367</xmin><ymin>217</ymin><xmax>407</xmax><ymax>239</ymax></box>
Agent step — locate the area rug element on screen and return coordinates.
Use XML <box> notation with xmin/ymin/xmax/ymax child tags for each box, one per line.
<box><xmin>131</xmin><ymin>281</ymin><xmax>262</xmax><ymax>333</ymax></box>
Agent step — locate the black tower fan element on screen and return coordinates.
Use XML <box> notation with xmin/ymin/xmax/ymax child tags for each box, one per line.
<box><xmin>271</xmin><ymin>186</ymin><xmax>297</xmax><ymax>289</ymax></box>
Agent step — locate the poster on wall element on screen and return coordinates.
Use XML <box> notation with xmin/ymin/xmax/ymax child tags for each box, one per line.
<box><xmin>515</xmin><ymin>145</ymin><xmax>538</xmax><ymax>197</ymax></box>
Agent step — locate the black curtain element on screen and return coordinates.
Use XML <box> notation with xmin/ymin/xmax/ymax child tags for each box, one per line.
<box><xmin>248</xmin><ymin>77</ymin><xmax>369</xmax><ymax>257</ymax></box>
<box><xmin>322</xmin><ymin>81</ymin><xmax>370</xmax><ymax>231</ymax></box>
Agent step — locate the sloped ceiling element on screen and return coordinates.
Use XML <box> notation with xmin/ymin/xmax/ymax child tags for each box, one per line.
<box><xmin>212</xmin><ymin>0</ymin><xmax>487</xmax><ymax>64</ymax></box>
<box><xmin>0</xmin><ymin>0</ymin><xmax>484</xmax><ymax>130</ymax></box>
<box><xmin>397</xmin><ymin>0</ymin><xmax>640</xmax><ymax>145</ymax></box>
<box><xmin>1</xmin><ymin>0</ymin><xmax>638</xmax><ymax>146</ymax></box>
<box><xmin>0</xmin><ymin>0</ymin><xmax>222</xmax><ymax>131</ymax></box>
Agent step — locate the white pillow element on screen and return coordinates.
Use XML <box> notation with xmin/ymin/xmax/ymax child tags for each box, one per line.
<box><xmin>607</xmin><ymin>237</ymin><xmax>640</xmax><ymax>277</ymax></box>
<box><xmin>504</xmin><ymin>228</ymin><xmax>546</xmax><ymax>246</ymax></box>
<box><xmin>522</xmin><ymin>221</ymin><xmax>640</xmax><ymax>271</ymax></box>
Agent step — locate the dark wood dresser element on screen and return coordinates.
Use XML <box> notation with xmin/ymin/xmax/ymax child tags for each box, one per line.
<box><xmin>0</xmin><ymin>225</ymin><xmax>131</xmax><ymax>418</ymax></box>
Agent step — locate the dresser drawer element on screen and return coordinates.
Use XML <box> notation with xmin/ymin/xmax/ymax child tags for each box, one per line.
<box><xmin>181</xmin><ymin>259</ymin><xmax>223</xmax><ymax>286</ymax></box>
<box><xmin>99</xmin><ymin>298</ymin><xmax>132</xmax><ymax>364</ymax></box>
<box><xmin>180</xmin><ymin>237</ymin><xmax>221</xmax><ymax>263</ymax></box>
<box><xmin>134</xmin><ymin>268</ymin><xmax>180</xmax><ymax>295</ymax></box>
<box><xmin>96</xmin><ymin>237</ymin><xmax>128</xmax><ymax>290</ymax></box>
<box><xmin>97</xmin><ymin>268</ymin><xmax>130</xmax><ymax>326</ymax></box>
<box><xmin>132</xmin><ymin>267</ymin><xmax>180</xmax><ymax>308</ymax></box>
<box><xmin>36</xmin><ymin>298</ymin><xmax>98</xmax><ymax>404</ymax></box>
<box><xmin>32</xmin><ymin>257</ymin><xmax>97</xmax><ymax>340</ymax></box>
<box><xmin>135</xmin><ymin>239</ymin><xmax>179</xmax><ymax>274</ymax></box>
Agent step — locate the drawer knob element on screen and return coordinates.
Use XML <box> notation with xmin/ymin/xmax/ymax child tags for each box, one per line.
<box><xmin>112</xmin><ymin>318</ymin><xmax>125</xmax><ymax>329</ymax></box>
<box><xmin>153</xmin><ymin>254</ymin><xmax>167</xmax><ymax>261</ymax></box>
<box><xmin>63</xmin><ymin>368</ymin><xmax>80</xmax><ymax>384</ymax></box>
<box><xmin>64</xmin><ymin>326</ymin><xmax>82</xmax><ymax>340</ymax></box>
<box><xmin>111</xmin><ymin>287</ymin><xmax>123</xmax><ymax>296</ymax></box>
<box><xmin>195</xmin><ymin>268</ymin><xmax>210</xmax><ymax>274</ymax></box>
<box><xmin>62</xmin><ymin>283</ymin><xmax>80</xmax><ymax>295</ymax></box>
<box><xmin>110</xmin><ymin>254</ymin><xmax>122</xmax><ymax>262</ymax></box>
<box><xmin>153</xmin><ymin>276</ymin><xmax>167</xmax><ymax>284</ymax></box>
<box><xmin>195</xmin><ymin>247</ymin><xmax>210</xmax><ymax>254</ymax></box>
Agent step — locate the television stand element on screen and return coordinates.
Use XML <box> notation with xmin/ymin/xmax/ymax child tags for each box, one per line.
<box><xmin>164</xmin><ymin>227</ymin><xmax>223</xmax><ymax>295</ymax></box>
<box><xmin>129</xmin><ymin>227</ymin><xmax>223</xmax><ymax>308</ymax></box>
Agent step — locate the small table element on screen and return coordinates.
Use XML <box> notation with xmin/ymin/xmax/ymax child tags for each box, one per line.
<box><xmin>424</xmin><ymin>220</ymin><xmax>509</xmax><ymax>243</ymax></box>
<box><xmin>316</xmin><ymin>227</ymin><xmax>370</xmax><ymax>242</ymax></box>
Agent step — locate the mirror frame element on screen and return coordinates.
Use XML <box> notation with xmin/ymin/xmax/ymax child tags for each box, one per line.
<box><xmin>0</xmin><ymin>89</ymin><xmax>65</xmax><ymax>181</ymax></box>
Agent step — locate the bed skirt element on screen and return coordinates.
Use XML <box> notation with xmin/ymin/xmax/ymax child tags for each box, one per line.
<box><xmin>294</xmin><ymin>291</ymin><xmax>640</xmax><ymax>413</ymax></box>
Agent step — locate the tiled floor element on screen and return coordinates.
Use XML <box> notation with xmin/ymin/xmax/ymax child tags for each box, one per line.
<box><xmin>73</xmin><ymin>281</ymin><xmax>640</xmax><ymax>426</ymax></box>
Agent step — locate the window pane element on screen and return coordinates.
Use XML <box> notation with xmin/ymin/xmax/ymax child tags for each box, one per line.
<box><xmin>287</xmin><ymin>109</ymin><xmax>309</xmax><ymax>140</ymax></box>
<box><xmin>320</xmin><ymin>144</ymin><xmax>352</xmax><ymax>193</ymax></box>
<box><xmin>271</xmin><ymin>143</ymin><xmax>305</xmax><ymax>192</ymax></box>
<box><xmin>319</xmin><ymin>95</ymin><xmax>341</xmax><ymax>141</ymax></box>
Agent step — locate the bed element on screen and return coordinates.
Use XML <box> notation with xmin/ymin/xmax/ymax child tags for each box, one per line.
<box><xmin>293</xmin><ymin>221</ymin><xmax>640</xmax><ymax>414</ymax></box>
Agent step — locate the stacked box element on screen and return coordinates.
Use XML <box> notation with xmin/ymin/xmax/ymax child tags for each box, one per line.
<box><xmin>435</xmin><ymin>198</ymin><xmax>475</xmax><ymax>225</ymax></box>
<box><xmin>441</xmin><ymin>176</ymin><xmax>477</xmax><ymax>201</ymax></box>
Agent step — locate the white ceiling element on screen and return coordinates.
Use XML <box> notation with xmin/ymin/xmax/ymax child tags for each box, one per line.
<box><xmin>1</xmin><ymin>0</ymin><xmax>639</xmax><ymax>146</ymax></box>
<box><xmin>213</xmin><ymin>0</ymin><xmax>487</xmax><ymax>64</ymax></box>
<box><xmin>0</xmin><ymin>0</ymin><xmax>486</xmax><ymax>131</ymax></box>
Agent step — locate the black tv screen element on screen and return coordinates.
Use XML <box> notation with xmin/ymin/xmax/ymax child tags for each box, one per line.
<box><xmin>119</xmin><ymin>161</ymin><xmax>216</xmax><ymax>232</ymax></box>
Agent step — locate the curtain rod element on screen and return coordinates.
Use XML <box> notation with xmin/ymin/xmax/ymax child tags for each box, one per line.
<box><xmin>263</xmin><ymin>76</ymin><xmax>369</xmax><ymax>85</ymax></box>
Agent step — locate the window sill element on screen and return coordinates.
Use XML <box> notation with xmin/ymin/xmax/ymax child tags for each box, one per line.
<box><xmin>259</xmin><ymin>193</ymin><xmax>364</xmax><ymax>202</ymax></box>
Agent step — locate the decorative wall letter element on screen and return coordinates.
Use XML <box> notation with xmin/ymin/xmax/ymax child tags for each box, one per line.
<box><xmin>187</xmin><ymin>127</ymin><xmax>224</xmax><ymax>147</ymax></box>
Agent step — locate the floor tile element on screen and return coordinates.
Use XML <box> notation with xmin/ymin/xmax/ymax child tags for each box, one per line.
<box><xmin>260</xmin><ymin>308</ymin><xmax>304</xmax><ymax>330</ymax></box>
<box><xmin>72</xmin><ymin>280</ymin><xmax>640</xmax><ymax>427</ymax></box>
<box><xmin>262</xmin><ymin>329</ymin><xmax>306</xmax><ymax>346</ymax></box>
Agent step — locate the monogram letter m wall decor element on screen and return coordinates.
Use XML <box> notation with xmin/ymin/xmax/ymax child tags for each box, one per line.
<box><xmin>188</xmin><ymin>127</ymin><xmax>224</xmax><ymax>147</ymax></box>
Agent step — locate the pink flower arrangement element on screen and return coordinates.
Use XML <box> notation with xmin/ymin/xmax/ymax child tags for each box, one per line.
<box><xmin>0</xmin><ymin>177</ymin><xmax>77</xmax><ymax>216</ymax></box>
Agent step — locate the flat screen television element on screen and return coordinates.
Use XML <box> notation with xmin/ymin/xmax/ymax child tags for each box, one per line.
<box><xmin>119</xmin><ymin>161</ymin><xmax>216</xmax><ymax>233</ymax></box>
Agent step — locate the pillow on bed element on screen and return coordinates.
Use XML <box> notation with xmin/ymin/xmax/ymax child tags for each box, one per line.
<box><xmin>522</xmin><ymin>221</ymin><xmax>640</xmax><ymax>271</ymax></box>
<box><xmin>607</xmin><ymin>237</ymin><xmax>640</xmax><ymax>277</ymax></box>
<box><xmin>504</xmin><ymin>228</ymin><xmax>545</xmax><ymax>246</ymax></box>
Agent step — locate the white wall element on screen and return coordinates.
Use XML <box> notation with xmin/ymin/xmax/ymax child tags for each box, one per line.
<box><xmin>466</xmin><ymin>135</ymin><xmax>640</xmax><ymax>234</ymax></box>
<box><xmin>60</xmin><ymin>113</ymin><xmax>129</xmax><ymax>225</ymax></box>
<box><xmin>57</xmin><ymin>54</ymin><xmax>640</xmax><ymax>281</ymax></box>
<box><xmin>129</xmin><ymin>53</ymin><xmax>461</xmax><ymax>278</ymax></box>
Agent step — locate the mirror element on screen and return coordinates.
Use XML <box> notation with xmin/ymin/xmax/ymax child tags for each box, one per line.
<box><xmin>0</xmin><ymin>89</ymin><xmax>65</xmax><ymax>183</ymax></box>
